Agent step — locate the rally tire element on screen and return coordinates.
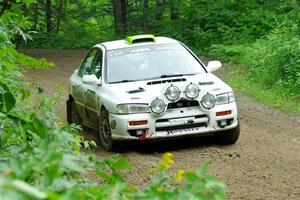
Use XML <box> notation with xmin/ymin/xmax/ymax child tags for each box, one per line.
<box><xmin>98</xmin><ymin>109</ymin><xmax>114</xmax><ymax>151</ymax></box>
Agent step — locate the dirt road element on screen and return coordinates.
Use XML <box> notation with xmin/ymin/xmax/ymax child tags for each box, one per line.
<box><xmin>22</xmin><ymin>49</ymin><xmax>300</xmax><ymax>200</ymax></box>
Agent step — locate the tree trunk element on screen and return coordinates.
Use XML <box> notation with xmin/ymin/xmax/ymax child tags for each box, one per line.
<box><xmin>112</xmin><ymin>0</ymin><xmax>128</xmax><ymax>36</ymax></box>
<box><xmin>0</xmin><ymin>0</ymin><xmax>10</xmax><ymax>17</ymax></box>
<box><xmin>143</xmin><ymin>0</ymin><xmax>149</xmax><ymax>30</ymax></box>
<box><xmin>45</xmin><ymin>0</ymin><xmax>52</xmax><ymax>32</ymax></box>
<box><xmin>155</xmin><ymin>0</ymin><xmax>164</xmax><ymax>20</ymax></box>
<box><xmin>33</xmin><ymin>3</ymin><xmax>39</xmax><ymax>31</ymax></box>
<box><xmin>170</xmin><ymin>1</ymin><xmax>179</xmax><ymax>20</ymax></box>
<box><xmin>22</xmin><ymin>4</ymin><xmax>28</xmax><ymax>16</ymax></box>
<box><xmin>56</xmin><ymin>0</ymin><xmax>64</xmax><ymax>32</ymax></box>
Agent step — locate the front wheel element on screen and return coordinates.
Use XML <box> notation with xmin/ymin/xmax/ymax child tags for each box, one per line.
<box><xmin>213</xmin><ymin>123</ymin><xmax>240</xmax><ymax>145</ymax></box>
<box><xmin>98</xmin><ymin>109</ymin><xmax>114</xmax><ymax>151</ymax></box>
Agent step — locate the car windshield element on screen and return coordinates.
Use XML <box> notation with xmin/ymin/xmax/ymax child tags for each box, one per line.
<box><xmin>106</xmin><ymin>43</ymin><xmax>206</xmax><ymax>83</ymax></box>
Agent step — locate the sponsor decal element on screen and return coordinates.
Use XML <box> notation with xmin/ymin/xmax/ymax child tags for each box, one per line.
<box><xmin>107</xmin><ymin>44</ymin><xmax>182</xmax><ymax>58</ymax></box>
<box><xmin>131</xmin><ymin>48</ymin><xmax>151</xmax><ymax>53</ymax></box>
<box><xmin>166</xmin><ymin>127</ymin><xmax>200</xmax><ymax>135</ymax></box>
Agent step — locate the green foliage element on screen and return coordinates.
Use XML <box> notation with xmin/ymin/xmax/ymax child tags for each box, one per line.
<box><xmin>0</xmin><ymin>9</ymin><xmax>93</xmax><ymax>200</ymax></box>
<box><xmin>211</xmin><ymin>28</ymin><xmax>300</xmax><ymax>107</ymax></box>
<box><xmin>17</xmin><ymin>0</ymin><xmax>300</xmax><ymax>107</ymax></box>
<box><xmin>20</xmin><ymin>0</ymin><xmax>115</xmax><ymax>48</ymax></box>
<box><xmin>2</xmin><ymin>0</ymin><xmax>299</xmax><ymax>196</ymax></box>
<box><xmin>1</xmin><ymin>5</ymin><xmax>226</xmax><ymax>200</ymax></box>
<box><xmin>220</xmin><ymin>66</ymin><xmax>300</xmax><ymax>113</ymax></box>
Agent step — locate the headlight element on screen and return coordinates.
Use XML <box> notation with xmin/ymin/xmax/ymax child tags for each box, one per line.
<box><xmin>185</xmin><ymin>83</ymin><xmax>199</xmax><ymax>99</ymax></box>
<box><xmin>166</xmin><ymin>85</ymin><xmax>180</xmax><ymax>101</ymax></box>
<box><xmin>117</xmin><ymin>104</ymin><xmax>149</xmax><ymax>114</ymax></box>
<box><xmin>216</xmin><ymin>92</ymin><xmax>235</xmax><ymax>105</ymax></box>
<box><xmin>150</xmin><ymin>98</ymin><xmax>166</xmax><ymax>114</ymax></box>
<box><xmin>201</xmin><ymin>93</ymin><xmax>216</xmax><ymax>109</ymax></box>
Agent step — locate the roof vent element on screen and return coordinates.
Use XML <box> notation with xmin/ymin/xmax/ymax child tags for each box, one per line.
<box><xmin>126</xmin><ymin>34</ymin><xmax>156</xmax><ymax>45</ymax></box>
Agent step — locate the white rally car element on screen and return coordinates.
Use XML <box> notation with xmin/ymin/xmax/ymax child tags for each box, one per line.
<box><xmin>67</xmin><ymin>35</ymin><xmax>240</xmax><ymax>150</ymax></box>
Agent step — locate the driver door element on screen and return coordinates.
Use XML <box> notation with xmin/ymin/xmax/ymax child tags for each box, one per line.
<box><xmin>74</xmin><ymin>48</ymin><xmax>98</xmax><ymax>126</ymax></box>
<box><xmin>84</xmin><ymin>48</ymin><xmax>103</xmax><ymax>128</ymax></box>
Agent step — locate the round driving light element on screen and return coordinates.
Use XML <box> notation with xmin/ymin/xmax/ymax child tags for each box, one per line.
<box><xmin>150</xmin><ymin>98</ymin><xmax>166</xmax><ymax>114</ymax></box>
<box><xmin>166</xmin><ymin>85</ymin><xmax>180</xmax><ymax>101</ymax></box>
<box><xmin>185</xmin><ymin>83</ymin><xmax>199</xmax><ymax>99</ymax></box>
<box><xmin>201</xmin><ymin>93</ymin><xmax>216</xmax><ymax>109</ymax></box>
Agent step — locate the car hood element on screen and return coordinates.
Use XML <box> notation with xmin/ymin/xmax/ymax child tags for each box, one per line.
<box><xmin>103</xmin><ymin>73</ymin><xmax>232</xmax><ymax>104</ymax></box>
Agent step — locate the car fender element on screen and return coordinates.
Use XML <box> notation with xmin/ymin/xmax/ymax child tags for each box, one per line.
<box><xmin>96</xmin><ymin>86</ymin><xmax>121</xmax><ymax>116</ymax></box>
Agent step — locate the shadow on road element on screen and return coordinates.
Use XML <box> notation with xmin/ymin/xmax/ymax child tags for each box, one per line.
<box><xmin>116</xmin><ymin>137</ymin><xmax>214</xmax><ymax>154</ymax></box>
<box><xmin>81</xmin><ymin>127</ymin><xmax>215</xmax><ymax>154</ymax></box>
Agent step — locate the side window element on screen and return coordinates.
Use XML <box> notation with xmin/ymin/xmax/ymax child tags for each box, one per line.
<box><xmin>78</xmin><ymin>49</ymin><xmax>97</xmax><ymax>77</ymax></box>
<box><xmin>78</xmin><ymin>48</ymin><xmax>103</xmax><ymax>78</ymax></box>
<box><xmin>93</xmin><ymin>49</ymin><xmax>103</xmax><ymax>78</ymax></box>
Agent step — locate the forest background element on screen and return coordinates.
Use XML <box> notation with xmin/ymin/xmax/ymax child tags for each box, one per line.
<box><xmin>13</xmin><ymin>0</ymin><xmax>300</xmax><ymax>111</ymax></box>
<box><xmin>0</xmin><ymin>0</ymin><xmax>300</xmax><ymax>199</ymax></box>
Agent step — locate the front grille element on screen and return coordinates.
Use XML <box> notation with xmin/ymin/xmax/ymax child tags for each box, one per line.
<box><xmin>167</xmin><ymin>99</ymin><xmax>200</xmax><ymax>109</ymax></box>
<box><xmin>156</xmin><ymin>115</ymin><xmax>207</xmax><ymax>123</ymax></box>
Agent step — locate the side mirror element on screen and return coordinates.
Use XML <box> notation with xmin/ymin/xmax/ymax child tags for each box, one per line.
<box><xmin>207</xmin><ymin>60</ymin><xmax>222</xmax><ymax>72</ymax></box>
<box><xmin>82</xmin><ymin>74</ymin><xmax>101</xmax><ymax>85</ymax></box>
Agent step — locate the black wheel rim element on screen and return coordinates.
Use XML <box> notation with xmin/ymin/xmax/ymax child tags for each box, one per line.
<box><xmin>100</xmin><ymin>116</ymin><xmax>112</xmax><ymax>146</ymax></box>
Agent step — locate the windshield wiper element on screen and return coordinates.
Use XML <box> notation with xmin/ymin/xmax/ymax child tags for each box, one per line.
<box><xmin>141</xmin><ymin>73</ymin><xmax>196</xmax><ymax>81</ymax></box>
<box><xmin>110</xmin><ymin>74</ymin><xmax>197</xmax><ymax>83</ymax></box>
<box><xmin>160</xmin><ymin>73</ymin><xmax>196</xmax><ymax>78</ymax></box>
<box><xmin>110</xmin><ymin>79</ymin><xmax>136</xmax><ymax>84</ymax></box>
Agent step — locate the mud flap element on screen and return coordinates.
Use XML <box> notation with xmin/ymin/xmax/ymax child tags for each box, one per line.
<box><xmin>66</xmin><ymin>99</ymin><xmax>71</xmax><ymax>124</ymax></box>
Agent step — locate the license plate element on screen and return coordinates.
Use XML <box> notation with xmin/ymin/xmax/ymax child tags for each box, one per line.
<box><xmin>166</xmin><ymin>127</ymin><xmax>200</xmax><ymax>135</ymax></box>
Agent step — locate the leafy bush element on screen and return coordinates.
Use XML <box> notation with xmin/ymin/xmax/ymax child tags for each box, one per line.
<box><xmin>24</xmin><ymin>18</ymin><xmax>115</xmax><ymax>49</ymax></box>
<box><xmin>211</xmin><ymin>30</ymin><xmax>300</xmax><ymax>98</ymax></box>
<box><xmin>1</xmin><ymin>152</ymin><xmax>226</xmax><ymax>199</ymax></box>
<box><xmin>1</xmin><ymin>12</ymin><xmax>95</xmax><ymax>198</ymax></box>
<box><xmin>1</xmin><ymin>9</ymin><xmax>226</xmax><ymax>200</ymax></box>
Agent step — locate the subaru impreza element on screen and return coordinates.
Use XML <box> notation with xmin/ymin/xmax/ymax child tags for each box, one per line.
<box><xmin>67</xmin><ymin>35</ymin><xmax>240</xmax><ymax>150</ymax></box>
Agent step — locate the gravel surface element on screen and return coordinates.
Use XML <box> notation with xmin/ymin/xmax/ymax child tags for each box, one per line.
<box><xmin>22</xmin><ymin>49</ymin><xmax>300</xmax><ymax>200</ymax></box>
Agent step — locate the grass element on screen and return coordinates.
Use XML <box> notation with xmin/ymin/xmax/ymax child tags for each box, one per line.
<box><xmin>218</xmin><ymin>63</ymin><xmax>300</xmax><ymax>114</ymax></box>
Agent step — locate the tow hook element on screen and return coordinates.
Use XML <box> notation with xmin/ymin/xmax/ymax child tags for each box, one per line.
<box><xmin>139</xmin><ymin>133</ymin><xmax>146</xmax><ymax>141</ymax></box>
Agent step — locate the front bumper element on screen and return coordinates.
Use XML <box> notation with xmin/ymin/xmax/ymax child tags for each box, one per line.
<box><xmin>109</xmin><ymin>102</ymin><xmax>238</xmax><ymax>140</ymax></box>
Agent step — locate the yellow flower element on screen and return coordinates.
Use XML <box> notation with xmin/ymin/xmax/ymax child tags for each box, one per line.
<box><xmin>24</xmin><ymin>81</ymin><xmax>33</xmax><ymax>87</ymax></box>
<box><xmin>57</xmin><ymin>121</ymin><xmax>64</xmax><ymax>126</ymax></box>
<box><xmin>175</xmin><ymin>169</ymin><xmax>185</xmax><ymax>183</ymax></box>
<box><xmin>156</xmin><ymin>187</ymin><xmax>164</xmax><ymax>193</ymax></box>
<box><xmin>158</xmin><ymin>152</ymin><xmax>174</xmax><ymax>170</ymax></box>
<box><xmin>129</xmin><ymin>185</ymin><xmax>140</xmax><ymax>191</ymax></box>
<box><xmin>149</xmin><ymin>152</ymin><xmax>175</xmax><ymax>173</ymax></box>
<box><xmin>163</xmin><ymin>152</ymin><xmax>173</xmax><ymax>160</ymax></box>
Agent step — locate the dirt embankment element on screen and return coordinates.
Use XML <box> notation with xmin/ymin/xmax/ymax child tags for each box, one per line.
<box><xmin>22</xmin><ymin>49</ymin><xmax>300</xmax><ymax>200</ymax></box>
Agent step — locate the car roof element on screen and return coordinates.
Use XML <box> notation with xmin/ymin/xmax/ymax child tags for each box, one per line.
<box><xmin>98</xmin><ymin>36</ymin><xmax>179</xmax><ymax>50</ymax></box>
